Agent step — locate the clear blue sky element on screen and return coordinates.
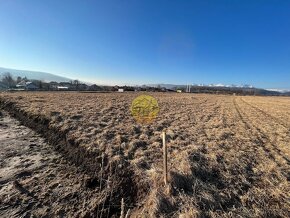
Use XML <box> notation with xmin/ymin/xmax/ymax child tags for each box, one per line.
<box><xmin>0</xmin><ymin>0</ymin><xmax>289</xmax><ymax>89</ymax></box>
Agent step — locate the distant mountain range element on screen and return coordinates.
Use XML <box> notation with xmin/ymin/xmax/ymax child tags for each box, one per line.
<box><xmin>147</xmin><ymin>83</ymin><xmax>255</xmax><ymax>89</ymax></box>
<box><xmin>147</xmin><ymin>84</ymin><xmax>290</xmax><ymax>95</ymax></box>
<box><xmin>0</xmin><ymin>67</ymin><xmax>72</xmax><ymax>83</ymax></box>
<box><xmin>265</xmin><ymin>88</ymin><xmax>290</xmax><ymax>93</ymax></box>
<box><xmin>1</xmin><ymin>67</ymin><xmax>289</xmax><ymax>94</ymax></box>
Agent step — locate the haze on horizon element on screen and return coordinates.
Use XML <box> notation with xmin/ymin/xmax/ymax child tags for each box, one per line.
<box><xmin>0</xmin><ymin>0</ymin><xmax>289</xmax><ymax>89</ymax></box>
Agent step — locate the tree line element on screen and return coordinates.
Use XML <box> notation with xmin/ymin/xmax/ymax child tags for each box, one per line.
<box><xmin>0</xmin><ymin>72</ymin><xmax>164</xmax><ymax>92</ymax></box>
<box><xmin>1</xmin><ymin>72</ymin><xmax>288</xmax><ymax>96</ymax></box>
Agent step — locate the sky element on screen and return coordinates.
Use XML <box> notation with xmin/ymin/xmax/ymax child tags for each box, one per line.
<box><xmin>0</xmin><ymin>0</ymin><xmax>289</xmax><ymax>89</ymax></box>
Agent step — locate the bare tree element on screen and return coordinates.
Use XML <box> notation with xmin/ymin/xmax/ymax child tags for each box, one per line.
<box><xmin>39</xmin><ymin>80</ymin><xmax>43</xmax><ymax>89</ymax></box>
<box><xmin>73</xmin><ymin>79</ymin><xmax>79</xmax><ymax>85</ymax></box>
<box><xmin>32</xmin><ymin>80</ymin><xmax>43</xmax><ymax>90</ymax></box>
<box><xmin>1</xmin><ymin>72</ymin><xmax>15</xmax><ymax>88</ymax></box>
<box><xmin>73</xmin><ymin>79</ymin><xmax>80</xmax><ymax>90</ymax></box>
<box><xmin>16</xmin><ymin>76</ymin><xmax>22</xmax><ymax>83</ymax></box>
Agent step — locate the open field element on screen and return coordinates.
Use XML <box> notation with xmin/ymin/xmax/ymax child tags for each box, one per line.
<box><xmin>0</xmin><ymin>92</ymin><xmax>289</xmax><ymax>217</ymax></box>
<box><xmin>0</xmin><ymin>111</ymin><xmax>106</xmax><ymax>217</ymax></box>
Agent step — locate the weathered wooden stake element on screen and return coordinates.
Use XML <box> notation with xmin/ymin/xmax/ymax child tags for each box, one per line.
<box><xmin>125</xmin><ymin>209</ymin><xmax>131</xmax><ymax>218</ymax></box>
<box><xmin>162</xmin><ymin>131</ymin><xmax>168</xmax><ymax>186</ymax></box>
<box><xmin>120</xmin><ymin>198</ymin><xmax>125</xmax><ymax>218</ymax></box>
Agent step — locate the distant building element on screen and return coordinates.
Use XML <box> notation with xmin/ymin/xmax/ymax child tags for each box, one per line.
<box><xmin>59</xmin><ymin>82</ymin><xmax>72</xmax><ymax>88</ymax></box>
<box><xmin>118</xmin><ymin>88</ymin><xmax>124</xmax><ymax>92</ymax></box>
<box><xmin>176</xmin><ymin>90</ymin><xmax>182</xmax><ymax>93</ymax></box>
<box><xmin>16</xmin><ymin>80</ymin><xmax>26</xmax><ymax>89</ymax></box>
<box><xmin>26</xmin><ymin>82</ymin><xmax>38</xmax><ymax>90</ymax></box>
<box><xmin>57</xmin><ymin>86</ymin><xmax>69</xmax><ymax>91</ymax></box>
<box><xmin>78</xmin><ymin>84</ymin><xmax>88</xmax><ymax>90</ymax></box>
<box><xmin>49</xmin><ymin>81</ymin><xmax>59</xmax><ymax>90</ymax></box>
<box><xmin>16</xmin><ymin>81</ymin><xmax>38</xmax><ymax>91</ymax></box>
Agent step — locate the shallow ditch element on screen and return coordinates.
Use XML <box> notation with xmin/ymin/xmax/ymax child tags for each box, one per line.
<box><xmin>0</xmin><ymin>99</ymin><xmax>140</xmax><ymax>217</ymax></box>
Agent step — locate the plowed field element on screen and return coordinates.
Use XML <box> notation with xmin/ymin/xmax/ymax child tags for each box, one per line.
<box><xmin>0</xmin><ymin>92</ymin><xmax>289</xmax><ymax>217</ymax></box>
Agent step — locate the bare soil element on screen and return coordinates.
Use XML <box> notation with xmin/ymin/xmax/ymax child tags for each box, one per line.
<box><xmin>0</xmin><ymin>92</ymin><xmax>289</xmax><ymax>217</ymax></box>
<box><xmin>0</xmin><ymin>111</ymin><xmax>122</xmax><ymax>217</ymax></box>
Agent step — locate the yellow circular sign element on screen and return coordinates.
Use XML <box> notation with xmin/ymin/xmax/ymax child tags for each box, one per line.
<box><xmin>131</xmin><ymin>95</ymin><xmax>159</xmax><ymax>124</ymax></box>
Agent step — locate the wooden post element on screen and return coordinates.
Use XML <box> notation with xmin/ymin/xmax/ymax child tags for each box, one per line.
<box><xmin>125</xmin><ymin>209</ymin><xmax>131</xmax><ymax>218</ymax></box>
<box><xmin>162</xmin><ymin>131</ymin><xmax>168</xmax><ymax>185</ymax></box>
<box><xmin>120</xmin><ymin>198</ymin><xmax>125</xmax><ymax>218</ymax></box>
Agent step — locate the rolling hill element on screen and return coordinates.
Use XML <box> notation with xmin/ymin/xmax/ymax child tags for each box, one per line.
<box><xmin>0</xmin><ymin>67</ymin><xmax>72</xmax><ymax>82</ymax></box>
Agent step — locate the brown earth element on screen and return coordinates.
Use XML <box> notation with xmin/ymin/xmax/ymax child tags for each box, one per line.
<box><xmin>0</xmin><ymin>111</ymin><xmax>127</xmax><ymax>218</ymax></box>
<box><xmin>0</xmin><ymin>92</ymin><xmax>289</xmax><ymax>217</ymax></box>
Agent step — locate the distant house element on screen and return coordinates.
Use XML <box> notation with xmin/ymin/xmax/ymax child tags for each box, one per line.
<box><xmin>78</xmin><ymin>83</ymin><xmax>88</xmax><ymax>90</ymax></box>
<box><xmin>59</xmin><ymin>82</ymin><xmax>72</xmax><ymax>88</ymax></box>
<box><xmin>118</xmin><ymin>88</ymin><xmax>124</xmax><ymax>92</ymax></box>
<box><xmin>16</xmin><ymin>81</ymin><xmax>38</xmax><ymax>91</ymax></box>
<box><xmin>26</xmin><ymin>82</ymin><xmax>38</xmax><ymax>90</ymax></box>
<box><xmin>49</xmin><ymin>81</ymin><xmax>59</xmax><ymax>90</ymax></box>
<box><xmin>16</xmin><ymin>80</ymin><xmax>26</xmax><ymax>89</ymax></box>
<box><xmin>57</xmin><ymin>86</ymin><xmax>69</xmax><ymax>91</ymax></box>
<box><xmin>176</xmin><ymin>90</ymin><xmax>182</xmax><ymax>93</ymax></box>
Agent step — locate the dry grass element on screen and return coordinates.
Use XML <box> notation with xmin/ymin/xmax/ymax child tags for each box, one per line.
<box><xmin>0</xmin><ymin>92</ymin><xmax>289</xmax><ymax>217</ymax></box>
